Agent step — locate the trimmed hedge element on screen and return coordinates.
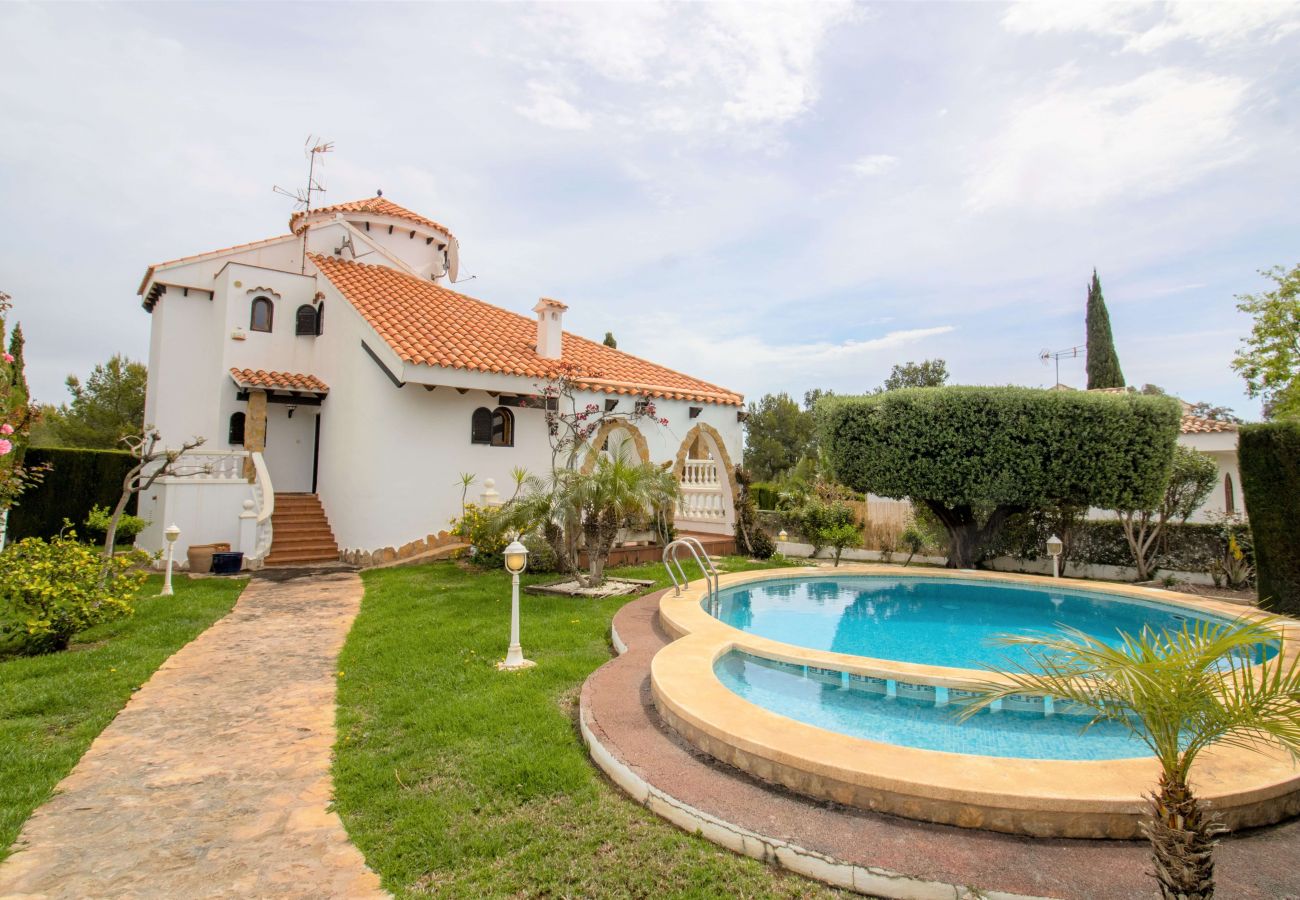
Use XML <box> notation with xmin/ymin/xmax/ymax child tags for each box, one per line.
<box><xmin>992</xmin><ymin>516</ymin><xmax>1225</xmax><ymax>575</ymax></box>
<box><xmin>6</xmin><ymin>448</ymin><xmax>137</xmax><ymax>542</ymax></box>
<box><xmin>1239</xmin><ymin>422</ymin><xmax>1300</xmax><ymax>613</ymax></box>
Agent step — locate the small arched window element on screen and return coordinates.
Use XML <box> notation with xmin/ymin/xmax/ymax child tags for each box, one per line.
<box><xmin>228</xmin><ymin>412</ymin><xmax>246</xmax><ymax>445</ymax></box>
<box><xmin>316</xmin><ymin>301</ymin><xmax>324</xmax><ymax>335</ymax></box>
<box><xmin>250</xmin><ymin>296</ymin><xmax>274</xmax><ymax>332</ymax></box>
<box><xmin>295</xmin><ymin>304</ymin><xmax>318</xmax><ymax>336</ymax></box>
<box><xmin>492</xmin><ymin>407</ymin><xmax>514</xmax><ymax>447</ymax></box>
<box><xmin>1225</xmin><ymin>473</ymin><xmax>1236</xmax><ymax>515</ymax></box>
<box><xmin>470</xmin><ymin>407</ymin><xmax>493</xmax><ymax>445</ymax></box>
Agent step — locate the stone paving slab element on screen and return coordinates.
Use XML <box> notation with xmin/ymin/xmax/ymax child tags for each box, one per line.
<box><xmin>581</xmin><ymin>589</ymin><xmax>1300</xmax><ymax>900</ymax></box>
<box><xmin>0</xmin><ymin>573</ymin><xmax>384</xmax><ymax>900</ymax></box>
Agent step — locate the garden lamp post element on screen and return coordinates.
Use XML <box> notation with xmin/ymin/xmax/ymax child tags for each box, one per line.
<box><xmin>778</xmin><ymin>529</ymin><xmax>788</xmax><ymax>543</ymax></box>
<box><xmin>1046</xmin><ymin>533</ymin><xmax>1063</xmax><ymax>579</ymax></box>
<box><xmin>498</xmin><ymin>538</ymin><xmax>535</xmax><ymax>671</ymax></box>
<box><xmin>162</xmin><ymin>524</ymin><xmax>181</xmax><ymax>596</ymax></box>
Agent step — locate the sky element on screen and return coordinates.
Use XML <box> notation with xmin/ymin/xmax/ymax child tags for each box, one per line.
<box><xmin>1</xmin><ymin>1</ymin><xmax>1297</xmax><ymax>417</ymax></box>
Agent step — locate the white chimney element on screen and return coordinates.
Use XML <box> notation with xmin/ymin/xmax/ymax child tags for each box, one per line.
<box><xmin>533</xmin><ymin>297</ymin><xmax>568</xmax><ymax>359</ymax></box>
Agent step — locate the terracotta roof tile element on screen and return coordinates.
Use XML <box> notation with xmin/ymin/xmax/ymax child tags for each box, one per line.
<box><xmin>1180</xmin><ymin>414</ymin><xmax>1237</xmax><ymax>435</ymax></box>
<box><xmin>309</xmin><ymin>254</ymin><xmax>742</xmax><ymax>405</ymax></box>
<box><xmin>229</xmin><ymin>368</ymin><xmax>329</xmax><ymax>394</ymax></box>
<box><xmin>290</xmin><ymin>197</ymin><xmax>455</xmax><ymax>240</ymax></box>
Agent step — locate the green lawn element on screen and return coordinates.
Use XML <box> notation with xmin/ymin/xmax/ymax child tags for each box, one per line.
<box><xmin>0</xmin><ymin>574</ymin><xmax>246</xmax><ymax>860</ymax></box>
<box><xmin>335</xmin><ymin>557</ymin><xmax>847</xmax><ymax>899</ymax></box>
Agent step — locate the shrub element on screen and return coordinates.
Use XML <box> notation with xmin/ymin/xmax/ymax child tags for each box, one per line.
<box><xmin>751</xmin><ymin>482</ymin><xmax>780</xmax><ymax>511</ymax></box>
<box><xmin>0</xmin><ymin>531</ymin><xmax>149</xmax><ymax>653</ymax></box>
<box><xmin>821</xmin><ymin>387</ymin><xmax>1181</xmax><ymax>567</ymax></box>
<box><xmin>84</xmin><ymin>504</ymin><xmax>150</xmax><ymax>545</ymax></box>
<box><xmin>899</xmin><ymin>524</ymin><xmax>928</xmax><ymax>565</ymax></box>
<box><xmin>992</xmin><ymin>516</ymin><xmax>1227</xmax><ymax>576</ymax></box>
<box><xmin>823</xmin><ymin>522</ymin><xmax>862</xmax><ymax>566</ymax></box>
<box><xmin>451</xmin><ymin>503</ymin><xmax>512</xmax><ymax>570</ymax></box>
<box><xmin>6</xmin><ymin>448</ymin><xmax>137</xmax><ymax>541</ymax></box>
<box><xmin>1239</xmin><ymin>422</ymin><xmax>1300</xmax><ymax>613</ymax></box>
<box><xmin>733</xmin><ymin>467</ymin><xmax>776</xmax><ymax>559</ymax></box>
<box><xmin>795</xmin><ymin>496</ymin><xmax>858</xmax><ymax>557</ymax></box>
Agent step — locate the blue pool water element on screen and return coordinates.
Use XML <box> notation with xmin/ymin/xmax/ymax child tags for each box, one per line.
<box><xmin>715</xmin><ymin>651</ymin><xmax>1146</xmax><ymax>760</ymax></box>
<box><xmin>708</xmin><ymin>575</ymin><xmax>1255</xmax><ymax>671</ymax></box>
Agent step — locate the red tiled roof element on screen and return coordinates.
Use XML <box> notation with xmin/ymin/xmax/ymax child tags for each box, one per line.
<box><xmin>1180</xmin><ymin>414</ymin><xmax>1237</xmax><ymax>435</ymax></box>
<box><xmin>310</xmin><ymin>254</ymin><xmax>742</xmax><ymax>405</ymax></box>
<box><xmin>290</xmin><ymin>197</ymin><xmax>455</xmax><ymax>240</ymax></box>
<box><xmin>229</xmin><ymin>368</ymin><xmax>329</xmax><ymax>394</ymax></box>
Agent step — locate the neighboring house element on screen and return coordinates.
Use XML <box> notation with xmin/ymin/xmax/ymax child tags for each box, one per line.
<box><xmin>135</xmin><ymin>196</ymin><xmax>744</xmax><ymax>567</ymax></box>
<box><xmin>1053</xmin><ymin>385</ymin><xmax>1244</xmax><ymax>523</ymax></box>
<box><xmin>1178</xmin><ymin>412</ymin><xmax>1242</xmax><ymax>523</ymax></box>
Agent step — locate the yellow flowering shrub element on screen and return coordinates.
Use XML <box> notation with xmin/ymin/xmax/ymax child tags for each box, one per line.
<box><xmin>0</xmin><ymin>531</ymin><xmax>149</xmax><ymax>653</ymax></box>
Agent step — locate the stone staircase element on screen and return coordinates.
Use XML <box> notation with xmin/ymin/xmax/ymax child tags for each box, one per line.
<box><xmin>265</xmin><ymin>493</ymin><xmax>340</xmax><ymax>566</ymax></box>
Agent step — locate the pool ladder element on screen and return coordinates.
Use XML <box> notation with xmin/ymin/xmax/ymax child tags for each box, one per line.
<box><xmin>663</xmin><ymin>536</ymin><xmax>720</xmax><ymax>611</ymax></box>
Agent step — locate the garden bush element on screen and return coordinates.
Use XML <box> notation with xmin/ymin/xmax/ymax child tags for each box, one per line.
<box><xmin>83</xmin><ymin>504</ymin><xmax>150</xmax><ymax>545</ymax></box>
<box><xmin>6</xmin><ymin>448</ymin><xmax>136</xmax><ymax>541</ymax></box>
<box><xmin>821</xmin><ymin>387</ymin><xmax>1181</xmax><ymax>567</ymax></box>
<box><xmin>750</xmin><ymin>482</ymin><xmax>780</xmax><ymax>512</ymax></box>
<box><xmin>793</xmin><ymin>495</ymin><xmax>858</xmax><ymax>557</ymax></box>
<box><xmin>0</xmin><ymin>531</ymin><xmax>149</xmax><ymax>653</ymax></box>
<box><xmin>733</xmin><ymin>467</ymin><xmax>776</xmax><ymax>559</ymax></box>
<box><xmin>1239</xmin><ymin>422</ymin><xmax>1300</xmax><ymax>613</ymax></box>
<box><xmin>992</xmin><ymin>516</ymin><xmax>1228</xmax><ymax>577</ymax></box>
<box><xmin>451</xmin><ymin>503</ymin><xmax>512</xmax><ymax>570</ymax></box>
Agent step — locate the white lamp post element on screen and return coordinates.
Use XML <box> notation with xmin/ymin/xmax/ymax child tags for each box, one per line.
<box><xmin>162</xmin><ymin>524</ymin><xmax>181</xmax><ymax>596</ymax></box>
<box><xmin>778</xmin><ymin>529</ymin><xmax>788</xmax><ymax>543</ymax></box>
<box><xmin>1046</xmin><ymin>533</ymin><xmax>1063</xmax><ymax>579</ymax></box>
<box><xmin>498</xmin><ymin>538</ymin><xmax>535</xmax><ymax>671</ymax></box>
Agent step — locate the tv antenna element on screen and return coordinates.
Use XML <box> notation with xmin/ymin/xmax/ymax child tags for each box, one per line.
<box><xmin>1038</xmin><ymin>345</ymin><xmax>1083</xmax><ymax>388</ymax></box>
<box><xmin>274</xmin><ymin>136</ymin><xmax>333</xmax><ymax>273</ymax></box>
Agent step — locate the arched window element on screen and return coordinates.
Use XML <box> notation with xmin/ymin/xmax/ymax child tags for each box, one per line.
<box><xmin>250</xmin><ymin>296</ymin><xmax>274</xmax><ymax>332</ymax></box>
<box><xmin>1225</xmin><ymin>473</ymin><xmax>1236</xmax><ymax>515</ymax></box>
<box><xmin>295</xmin><ymin>304</ymin><xmax>318</xmax><ymax>336</ymax></box>
<box><xmin>316</xmin><ymin>301</ymin><xmax>324</xmax><ymax>335</ymax></box>
<box><xmin>491</xmin><ymin>407</ymin><xmax>514</xmax><ymax>447</ymax></box>
<box><xmin>228</xmin><ymin>412</ymin><xmax>246</xmax><ymax>445</ymax></box>
<box><xmin>470</xmin><ymin>407</ymin><xmax>493</xmax><ymax>445</ymax></box>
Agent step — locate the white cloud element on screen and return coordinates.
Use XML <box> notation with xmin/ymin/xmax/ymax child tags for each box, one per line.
<box><xmin>1001</xmin><ymin>1</ymin><xmax>1300</xmax><ymax>53</ymax></box>
<box><xmin>966</xmin><ymin>68</ymin><xmax>1249</xmax><ymax>212</ymax></box>
<box><xmin>849</xmin><ymin>154</ymin><xmax>898</xmax><ymax>177</ymax></box>
<box><xmin>515</xmin><ymin>80</ymin><xmax>592</xmax><ymax>131</ymax></box>
<box><xmin>517</xmin><ymin>2</ymin><xmax>857</xmax><ymax>138</ymax></box>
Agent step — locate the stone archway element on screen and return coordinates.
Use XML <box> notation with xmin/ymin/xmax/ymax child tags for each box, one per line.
<box><xmin>580</xmin><ymin>420</ymin><xmax>651</xmax><ymax>474</ymax></box>
<box><xmin>672</xmin><ymin>422</ymin><xmax>739</xmax><ymax>531</ymax></box>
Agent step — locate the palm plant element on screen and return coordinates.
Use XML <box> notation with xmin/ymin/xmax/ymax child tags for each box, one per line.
<box><xmin>569</xmin><ymin>450</ymin><xmax>678</xmax><ymax>586</ymax></box>
<box><xmin>958</xmin><ymin>619</ymin><xmax>1300</xmax><ymax>900</ymax></box>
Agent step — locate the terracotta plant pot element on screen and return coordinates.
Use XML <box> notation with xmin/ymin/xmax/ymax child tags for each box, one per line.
<box><xmin>186</xmin><ymin>542</ymin><xmax>231</xmax><ymax>574</ymax></box>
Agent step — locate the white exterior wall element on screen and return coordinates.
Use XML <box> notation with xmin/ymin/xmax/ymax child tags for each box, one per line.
<box><xmin>1179</xmin><ymin>432</ymin><xmax>1242</xmax><ymax>523</ymax></box>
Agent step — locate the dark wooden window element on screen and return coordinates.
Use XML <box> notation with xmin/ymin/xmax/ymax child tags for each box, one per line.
<box><xmin>316</xmin><ymin>301</ymin><xmax>324</xmax><ymax>335</ymax></box>
<box><xmin>604</xmin><ymin>398</ymin><xmax>618</xmax><ymax>412</ymax></box>
<box><xmin>250</xmin><ymin>296</ymin><xmax>274</xmax><ymax>332</ymax></box>
<box><xmin>491</xmin><ymin>407</ymin><xmax>514</xmax><ymax>447</ymax></box>
<box><xmin>1225</xmin><ymin>473</ymin><xmax>1236</xmax><ymax>515</ymax></box>
<box><xmin>228</xmin><ymin>412</ymin><xmax>246</xmax><ymax>445</ymax></box>
<box><xmin>295</xmin><ymin>304</ymin><xmax>318</xmax><ymax>336</ymax></box>
<box><xmin>471</xmin><ymin>407</ymin><xmax>493</xmax><ymax>445</ymax></box>
<box><xmin>688</xmin><ymin>406</ymin><xmax>702</xmax><ymax>418</ymax></box>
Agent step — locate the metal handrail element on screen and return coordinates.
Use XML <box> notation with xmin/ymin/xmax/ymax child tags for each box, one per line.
<box><xmin>662</xmin><ymin>536</ymin><xmax>720</xmax><ymax>605</ymax></box>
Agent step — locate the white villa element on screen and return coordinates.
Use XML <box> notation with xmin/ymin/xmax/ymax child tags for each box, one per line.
<box><xmin>135</xmin><ymin>196</ymin><xmax>744</xmax><ymax>567</ymax></box>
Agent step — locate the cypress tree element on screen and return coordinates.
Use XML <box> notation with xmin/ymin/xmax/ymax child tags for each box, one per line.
<box><xmin>603</xmin><ymin>331</ymin><xmax>617</xmax><ymax>349</ymax></box>
<box><xmin>1086</xmin><ymin>269</ymin><xmax>1125</xmax><ymax>389</ymax></box>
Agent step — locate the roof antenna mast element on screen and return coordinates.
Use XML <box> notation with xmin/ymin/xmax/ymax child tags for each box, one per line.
<box><xmin>273</xmin><ymin>136</ymin><xmax>333</xmax><ymax>274</ymax></box>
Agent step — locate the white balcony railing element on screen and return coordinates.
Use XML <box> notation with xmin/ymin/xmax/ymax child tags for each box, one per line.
<box><xmin>677</xmin><ymin>458</ymin><xmax>726</xmax><ymax>522</ymax></box>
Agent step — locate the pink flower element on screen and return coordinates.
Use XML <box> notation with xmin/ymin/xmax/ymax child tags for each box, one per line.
<box><xmin>0</xmin><ymin>439</ymin><xmax>11</xmax><ymax>456</ymax></box>
<box><xmin>660</xmin><ymin>417</ymin><xmax>669</xmax><ymax>426</ymax></box>
<box><xmin>0</xmin><ymin>424</ymin><xmax>11</xmax><ymax>435</ymax></box>
<box><xmin>2</xmin><ymin>353</ymin><xmax>11</xmax><ymax>364</ymax></box>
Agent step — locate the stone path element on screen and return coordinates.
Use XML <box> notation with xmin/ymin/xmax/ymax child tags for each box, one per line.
<box><xmin>582</xmin><ymin>589</ymin><xmax>1300</xmax><ymax>900</ymax></box>
<box><xmin>0</xmin><ymin>572</ymin><xmax>384</xmax><ymax>899</ymax></box>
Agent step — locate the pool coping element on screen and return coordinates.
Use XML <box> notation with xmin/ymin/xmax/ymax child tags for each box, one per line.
<box><xmin>653</xmin><ymin>565</ymin><xmax>1300</xmax><ymax>839</ymax></box>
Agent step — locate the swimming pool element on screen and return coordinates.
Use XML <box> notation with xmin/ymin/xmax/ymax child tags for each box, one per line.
<box><xmin>706</xmin><ymin>574</ymin><xmax>1264</xmax><ymax>671</ymax></box>
<box><xmin>651</xmin><ymin>566</ymin><xmax>1300</xmax><ymax>837</ymax></box>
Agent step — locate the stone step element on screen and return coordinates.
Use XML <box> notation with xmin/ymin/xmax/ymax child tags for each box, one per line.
<box><xmin>264</xmin><ymin>550</ymin><xmax>340</xmax><ymax>564</ymax></box>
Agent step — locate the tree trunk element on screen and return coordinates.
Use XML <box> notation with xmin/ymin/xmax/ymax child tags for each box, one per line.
<box><xmin>924</xmin><ymin>502</ymin><xmax>1023</xmax><ymax>569</ymax></box>
<box><xmin>1142</xmin><ymin>773</ymin><xmax>1221</xmax><ymax>900</ymax></box>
